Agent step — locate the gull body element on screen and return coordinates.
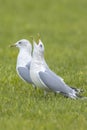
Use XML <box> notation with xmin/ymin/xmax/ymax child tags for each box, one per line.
<box><xmin>30</xmin><ymin>39</ymin><xmax>81</xmax><ymax>99</ymax></box>
<box><xmin>11</xmin><ymin>39</ymin><xmax>33</xmax><ymax>84</ymax></box>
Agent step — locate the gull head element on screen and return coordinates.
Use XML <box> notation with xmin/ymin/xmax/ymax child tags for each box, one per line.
<box><xmin>10</xmin><ymin>39</ymin><xmax>32</xmax><ymax>52</ymax></box>
<box><xmin>33</xmin><ymin>38</ymin><xmax>44</xmax><ymax>56</ymax></box>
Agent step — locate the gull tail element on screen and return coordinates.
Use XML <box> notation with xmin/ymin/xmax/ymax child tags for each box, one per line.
<box><xmin>61</xmin><ymin>87</ymin><xmax>87</xmax><ymax>100</ymax></box>
<box><xmin>71</xmin><ymin>87</ymin><xmax>83</xmax><ymax>94</ymax></box>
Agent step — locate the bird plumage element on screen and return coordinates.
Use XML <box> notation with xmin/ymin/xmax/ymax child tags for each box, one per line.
<box><xmin>30</xmin><ymin>38</ymin><xmax>82</xmax><ymax>99</ymax></box>
<box><xmin>10</xmin><ymin>39</ymin><xmax>33</xmax><ymax>84</ymax></box>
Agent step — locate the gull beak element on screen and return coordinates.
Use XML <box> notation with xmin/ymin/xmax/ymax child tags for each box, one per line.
<box><xmin>33</xmin><ymin>40</ymin><xmax>37</xmax><ymax>47</ymax></box>
<box><xmin>30</xmin><ymin>36</ymin><xmax>35</xmax><ymax>44</ymax></box>
<box><xmin>9</xmin><ymin>43</ymin><xmax>16</xmax><ymax>48</ymax></box>
<box><xmin>30</xmin><ymin>36</ymin><xmax>34</xmax><ymax>41</ymax></box>
<box><xmin>30</xmin><ymin>36</ymin><xmax>37</xmax><ymax>46</ymax></box>
<box><xmin>37</xmin><ymin>33</ymin><xmax>40</xmax><ymax>44</ymax></box>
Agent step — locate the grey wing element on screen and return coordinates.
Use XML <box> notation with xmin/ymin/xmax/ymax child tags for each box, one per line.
<box><xmin>17</xmin><ymin>63</ymin><xmax>32</xmax><ymax>83</ymax></box>
<box><xmin>39</xmin><ymin>69</ymin><xmax>73</xmax><ymax>94</ymax></box>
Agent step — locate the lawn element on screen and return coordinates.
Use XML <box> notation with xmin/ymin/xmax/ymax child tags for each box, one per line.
<box><xmin>0</xmin><ymin>0</ymin><xmax>87</xmax><ymax>130</ymax></box>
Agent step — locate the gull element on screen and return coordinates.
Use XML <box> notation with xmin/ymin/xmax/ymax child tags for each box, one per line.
<box><xmin>30</xmin><ymin>38</ymin><xmax>82</xmax><ymax>99</ymax></box>
<box><xmin>10</xmin><ymin>39</ymin><xmax>33</xmax><ymax>85</ymax></box>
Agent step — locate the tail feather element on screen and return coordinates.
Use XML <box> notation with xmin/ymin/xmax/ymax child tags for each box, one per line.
<box><xmin>71</xmin><ymin>87</ymin><xmax>83</xmax><ymax>93</ymax></box>
<box><xmin>61</xmin><ymin>87</ymin><xmax>86</xmax><ymax>99</ymax></box>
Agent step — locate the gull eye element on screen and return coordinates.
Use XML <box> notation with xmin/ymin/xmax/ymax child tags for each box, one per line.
<box><xmin>19</xmin><ymin>42</ymin><xmax>21</xmax><ymax>44</ymax></box>
<box><xmin>40</xmin><ymin>44</ymin><xmax>42</xmax><ymax>48</ymax></box>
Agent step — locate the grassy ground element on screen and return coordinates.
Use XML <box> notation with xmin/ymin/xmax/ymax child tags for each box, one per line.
<box><xmin>0</xmin><ymin>0</ymin><xmax>87</xmax><ymax>130</ymax></box>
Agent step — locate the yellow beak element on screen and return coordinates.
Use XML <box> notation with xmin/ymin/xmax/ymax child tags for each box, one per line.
<box><xmin>9</xmin><ymin>43</ymin><xmax>16</xmax><ymax>48</ymax></box>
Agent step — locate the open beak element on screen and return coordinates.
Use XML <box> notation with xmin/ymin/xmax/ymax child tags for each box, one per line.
<box><xmin>37</xmin><ymin>33</ymin><xmax>40</xmax><ymax>44</ymax></box>
<box><xmin>33</xmin><ymin>40</ymin><xmax>38</xmax><ymax>48</ymax></box>
<box><xmin>9</xmin><ymin>43</ymin><xmax>16</xmax><ymax>48</ymax></box>
<box><xmin>30</xmin><ymin>36</ymin><xmax>38</xmax><ymax>47</ymax></box>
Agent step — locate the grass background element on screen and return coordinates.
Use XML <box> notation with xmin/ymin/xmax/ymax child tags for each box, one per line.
<box><xmin>0</xmin><ymin>0</ymin><xmax>87</xmax><ymax>130</ymax></box>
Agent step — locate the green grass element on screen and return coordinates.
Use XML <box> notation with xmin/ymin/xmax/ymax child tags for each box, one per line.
<box><xmin>0</xmin><ymin>0</ymin><xmax>87</xmax><ymax>129</ymax></box>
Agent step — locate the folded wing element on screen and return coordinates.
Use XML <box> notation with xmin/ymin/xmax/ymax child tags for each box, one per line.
<box><xmin>39</xmin><ymin>69</ymin><xmax>74</xmax><ymax>95</ymax></box>
<box><xmin>17</xmin><ymin>62</ymin><xmax>32</xmax><ymax>83</ymax></box>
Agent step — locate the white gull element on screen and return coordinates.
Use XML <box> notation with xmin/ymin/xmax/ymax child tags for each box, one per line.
<box><xmin>30</xmin><ymin>38</ymin><xmax>82</xmax><ymax>99</ymax></box>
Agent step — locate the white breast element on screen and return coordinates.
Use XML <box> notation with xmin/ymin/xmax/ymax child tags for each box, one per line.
<box><xmin>30</xmin><ymin>59</ymin><xmax>49</xmax><ymax>90</ymax></box>
<box><xmin>16</xmin><ymin>50</ymin><xmax>32</xmax><ymax>68</ymax></box>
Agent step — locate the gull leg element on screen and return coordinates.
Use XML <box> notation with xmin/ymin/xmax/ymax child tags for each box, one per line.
<box><xmin>44</xmin><ymin>90</ymin><xmax>47</xmax><ymax>97</ymax></box>
<box><xmin>54</xmin><ymin>92</ymin><xmax>57</xmax><ymax>96</ymax></box>
<box><xmin>32</xmin><ymin>84</ymin><xmax>37</xmax><ymax>90</ymax></box>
